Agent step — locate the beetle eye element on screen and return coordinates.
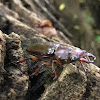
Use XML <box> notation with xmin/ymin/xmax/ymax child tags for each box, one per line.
<box><xmin>71</xmin><ymin>55</ymin><xmax>78</xmax><ymax>61</ymax></box>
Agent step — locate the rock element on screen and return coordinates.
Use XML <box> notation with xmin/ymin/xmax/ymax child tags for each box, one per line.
<box><xmin>0</xmin><ymin>30</ymin><xmax>6</xmax><ymax>84</ymax></box>
<box><xmin>41</xmin><ymin>63</ymin><xmax>100</xmax><ymax>100</ymax></box>
<box><xmin>0</xmin><ymin>32</ymin><xmax>29</xmax><ymax>100</ymax></box>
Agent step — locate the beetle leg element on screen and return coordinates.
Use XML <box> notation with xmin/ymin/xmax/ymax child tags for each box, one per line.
<box><xmin>79</xmin><ymin>57</ymin><xmax>93</xmax><ymax>77</ymax></box>
<box><xmin>52</xmin><ymin>60</ymin><xmax>58</xmax><ymax>80</ymax></box>
<box><xmin>32</xmin><ymin>63</ymin><xmax>45</xmax><ymax>75</ymax></box>
<box><xmin>53</xmin><ymin>60</ymin><xmax>62</xmax><ymax>65</ymax></box>
<box><xmin>80</xmin><ymin>61</ymin><xmax>88</xmax><ymax>79</ymax></box>
<box><xmin>17</xmin><ymin>58</ymin><xmax>29</xmax><ymax>63</ymax></box>
<box><xmin>17</xmin><ymin>57</ymin><xmax>39</xmax><ymax>63</ymax></box>
<box><xmin>31</xmin><ymin>57</ymin><xmax>39</xmax><ymax>62</ymax></box>
<box><xmin>79</xmin><ymin>61</ymin><xmax>86</xmax><ymax>73</ymax></box>
<box><xmin>32</xmin><ymin>61</ymin><xmax>51</xmax><ymax>76</ymax></box>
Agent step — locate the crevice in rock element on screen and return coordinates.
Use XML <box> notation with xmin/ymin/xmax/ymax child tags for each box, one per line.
<box><xmin>82</xmin><ymin>78</ymin><xmax>96</xmax><ymax>100</ymax></box>
<box><xmin>21</xmin><ymin>0</ymin><xmax>33</xmax><ymax>11</ymax></box>
<box><xmin>26</xmin><ymin>73</ymin><xmax>45</xmax><ymax>100</ymax></box>
<box><xmin>0</xmin><ymin>20</ymin><xmax>12</xmax><ymax>35</ymax></box>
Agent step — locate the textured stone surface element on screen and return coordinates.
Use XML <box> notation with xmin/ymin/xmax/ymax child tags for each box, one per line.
<box><xmin>0</xmin><ymin>30</ymin><xmax>6</xmax><ymax>84</ymax></box>
<box><xmin>0</xmin><ymin>32</ymin><xmax>28</xmax><ymax>100</ymax></box>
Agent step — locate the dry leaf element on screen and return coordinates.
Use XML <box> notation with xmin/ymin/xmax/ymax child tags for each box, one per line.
<box><xmin>35</xmin><ymin>20</ymin><xmax>57</xmax><ymax>37</ymax></box>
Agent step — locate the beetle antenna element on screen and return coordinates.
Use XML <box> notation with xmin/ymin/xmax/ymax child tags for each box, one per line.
<box><xmin>88</xmin><ymin>42</ymin><xmax>100</xmax><ymax>52</ymax></box>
